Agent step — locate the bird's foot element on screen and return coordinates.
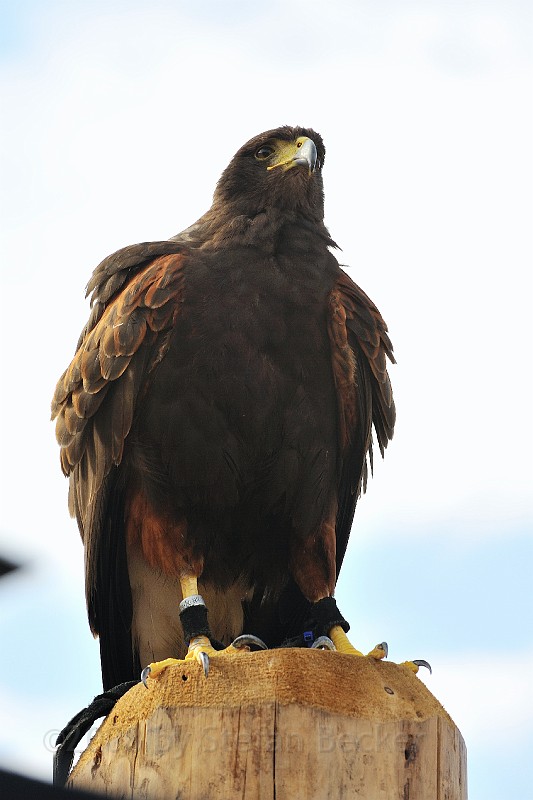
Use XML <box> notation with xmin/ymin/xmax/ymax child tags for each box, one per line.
<box><xmin>191</xmin><ymin>634</ymin><xmax>267</xmax><ymax>676</ymax></box>
<box><xmin>316</xmin><ymin>625</ymin><xmax>431</xmax><ymax>674</ymax></box>
<box><xmin>399</xmin><ymin>659</ymin><xmax>432</xmax><ymax>674</ymax></box>
<box><xmin>141</xmin><ymin>634</ymin><xmax>267</xmax><ymax>685</ymax></box>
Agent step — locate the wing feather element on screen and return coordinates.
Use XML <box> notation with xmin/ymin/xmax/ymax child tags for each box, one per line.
<box><xmin>73</xmin><ymin>241</ymin><xmax>187</xmax><ymax>352</ymax></box>
<box><xmin>52</xmin><ymin>253</ymin><xmax>185</xmax><ymax>478</ymax></box>
<box><xmin>52</xmin><ymin>250</ymin><xmax>187</xmax><ymax>641</ymax></box>
<box><xmin>328</xmin><ymin>269</ymin><xmax>395</xmax><ymax>574</ymax></box>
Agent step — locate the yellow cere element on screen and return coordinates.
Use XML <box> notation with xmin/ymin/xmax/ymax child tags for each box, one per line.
<box><xmin>267</xmin><ymin>137</ymin><xmax>311</xmax><ymax>172</ymax></box>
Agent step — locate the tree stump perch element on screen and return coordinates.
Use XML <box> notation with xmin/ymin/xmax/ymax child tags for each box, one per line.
<box><xmin>68</xmin><ymin>649</ymin><xmax>466</xmax><ymax>799</ymax></box>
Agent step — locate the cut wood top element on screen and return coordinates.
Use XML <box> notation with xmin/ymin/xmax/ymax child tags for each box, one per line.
<box><xmin>77</xmin><ymin>649</ymin><xmax>454</xmax><ymax>753</ymax></box>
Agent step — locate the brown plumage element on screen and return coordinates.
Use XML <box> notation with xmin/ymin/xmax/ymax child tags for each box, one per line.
<box><xmin>52</xmin><ymin>126</ymin><xmax>395</xmax><ymax>689</ymax></box>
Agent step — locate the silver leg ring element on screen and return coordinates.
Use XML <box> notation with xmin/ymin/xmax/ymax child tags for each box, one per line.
<box><xmin>179</xmin><ymin>594</ymin><xmax>206</xmax><ymax>613</ymax></box>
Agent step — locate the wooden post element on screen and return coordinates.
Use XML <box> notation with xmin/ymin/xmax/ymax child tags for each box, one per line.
<box><xmin>68</xmin><ymin>649</ymin><xmax>466</xmax><ymax>799</ymax></box>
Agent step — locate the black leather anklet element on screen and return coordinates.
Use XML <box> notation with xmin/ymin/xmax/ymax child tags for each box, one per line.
<box><xmin>310</xmin><ymin>596</ymin><xmax>350</xmax><ymax>638</ymax></box>
<box><xmin>179</xmin><ymin>594</ymin><xmax>210</xmax><ymax>642</ymax></box>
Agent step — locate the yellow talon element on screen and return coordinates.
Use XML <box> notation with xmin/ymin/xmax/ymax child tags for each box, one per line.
<box><xmin>366</xmin><ymin>642</ymin><xmax>388</xmax><ymax>660</ymax></box>
<box><xmin>401</xmin><ymin>660</ymin><xmax>420</xmax><ymax>673</ymax></box>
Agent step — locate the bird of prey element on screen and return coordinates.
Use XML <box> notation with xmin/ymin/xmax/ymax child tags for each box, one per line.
<box><xmin>52</xmin><ymin>126</ymin><xmax>423</xmax><ymax>690</ymax></box>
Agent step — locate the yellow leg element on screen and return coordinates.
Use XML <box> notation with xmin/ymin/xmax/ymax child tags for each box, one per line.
<box><xmin>142</xmin><ymin>574</ymin><xmax>215</xmax><ymax>681</ymax></box>
<box><xmin>180</xmin><ymin>575</ymin><xmax>199</xmax><ymax>598</ymax></box>
<box><xmin>328</xmin><ymin>626</ymin><xmax>388</xmax><ymax>660</ymax></box>
<box><xmin>179</xmin><ymin>575</ymin><xmax>218</xmax><ymax>671</ymax></box>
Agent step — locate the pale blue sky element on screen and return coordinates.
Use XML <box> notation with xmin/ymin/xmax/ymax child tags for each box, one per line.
<box><xmin>1</xmin><ymin>2</ymin><xmax>531</xmax><ymax>798</ymax></box>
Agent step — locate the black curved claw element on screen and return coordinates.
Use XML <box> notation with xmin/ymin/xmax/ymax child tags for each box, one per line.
<box><xmin>311</xmin><ymin>636</ymin><xmax>336</xmax><ymax>651</ymax></box>
<box><xmin>231</xmin><ymin>634</ymin><xmax>268</xmax><ymax>651</ymax></box>
<box><xmin>141</xmin><ymin>666</ymin><xmax>151</xmax><ymax>688</ymax></box>
<box><xmin>199</xmin><ymin>651</ymin><xmax>210</xmax><ymax>678</ymax></box>
<box><xmin>413</xmin><ymin>659</ymin><xmax>432</xmax><ymax>675</ymax></box>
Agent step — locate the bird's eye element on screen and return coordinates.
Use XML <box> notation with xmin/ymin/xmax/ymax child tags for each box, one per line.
<box><xmin>255</xmin><ymin>145</ymin><xmax>274</xmax><ymax>161</ymax></box>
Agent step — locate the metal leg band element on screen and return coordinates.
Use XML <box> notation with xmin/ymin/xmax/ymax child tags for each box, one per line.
<box><xmin>179</xmin><ymin>594</ymin><xmax>206</xmax><ymax>614</ymax></box>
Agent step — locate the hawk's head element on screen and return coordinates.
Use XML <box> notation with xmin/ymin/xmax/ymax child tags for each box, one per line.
<box><xmin>214</xmin><ymin>126</ymin><xmax>326</xmax><ymax>219</ymax></box>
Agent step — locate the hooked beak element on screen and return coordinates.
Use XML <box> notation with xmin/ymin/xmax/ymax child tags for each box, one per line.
<box><xmin>267</xmin><ymin>136</ymin><xmax>318</xmax><ymax>175</ymax></box>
